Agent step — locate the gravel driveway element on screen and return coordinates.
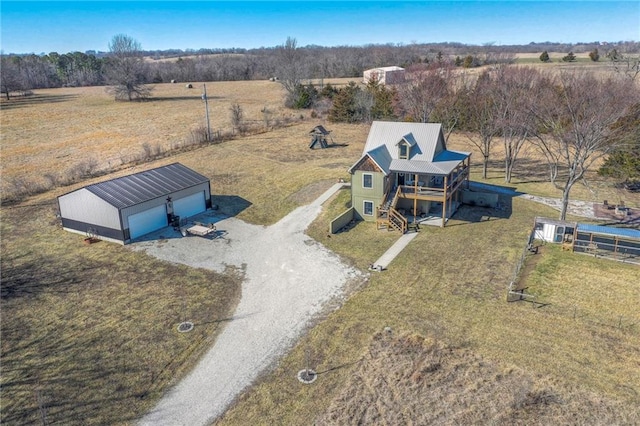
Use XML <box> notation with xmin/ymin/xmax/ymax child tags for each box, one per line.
<box><xmin>135</xmin><ymin>183</ymin><xmax>363</xmax><ymax>426</ymax></box>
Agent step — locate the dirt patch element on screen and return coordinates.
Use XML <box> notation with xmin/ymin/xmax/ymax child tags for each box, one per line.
<box><xmin>287</xmin><ymin>179</ymin><xmax>337</xmax><ymax>206</ymax></box>
<box><xmin>316</xmin><ymin>331</ymin><xmax>638</xmax><ymax>425</ymax></box>
<box><xmin>514</xmin><ymin>245</ymin><xmax>547</xmax><ymax>291</ymax></box>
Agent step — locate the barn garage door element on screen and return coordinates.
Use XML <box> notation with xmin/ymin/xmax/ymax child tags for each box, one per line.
<box><xmin>128</xmin><ymin>205</ymin><xmax>167</xmax><ymax>239</ymax></box>
<box><xmin>173</xmin><ymin>192</ymin><xmax>206</xmax><ymax>219</ymax></box>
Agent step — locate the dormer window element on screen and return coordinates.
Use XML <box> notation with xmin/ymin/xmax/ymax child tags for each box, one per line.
<box><xmin>399</xmin><ymin>143</ymin><xmax>409</xmax><ymax>159</ymax></box>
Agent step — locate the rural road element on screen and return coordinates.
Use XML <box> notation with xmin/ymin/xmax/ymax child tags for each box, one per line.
<box><xmin>135</xmin><ymin>183</ymin><xmax>363</xmax><ymax>426</ymax></box>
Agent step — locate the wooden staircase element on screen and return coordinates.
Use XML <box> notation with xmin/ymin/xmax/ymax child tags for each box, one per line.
<box><xmin>376</xmin><ymin>187</ymin><xmax>407</xmax><ymax>233</ymax></box>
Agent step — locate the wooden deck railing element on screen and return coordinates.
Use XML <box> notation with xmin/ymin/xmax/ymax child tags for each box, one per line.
<box><xmin>388</xmin><ymin>207</ymin><xmax>407</xmax><ymax>233</ymax></box>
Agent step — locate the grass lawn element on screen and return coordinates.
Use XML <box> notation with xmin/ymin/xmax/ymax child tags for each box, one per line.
<box><xmin>0</xmin><ymin>201</ymin><xmax>242</xmax><ymax>425</ymax></box>
<box><xmin>216</xmin><ymin>191</ymin><xmax>640</xmax><ymax>424</ymax></box>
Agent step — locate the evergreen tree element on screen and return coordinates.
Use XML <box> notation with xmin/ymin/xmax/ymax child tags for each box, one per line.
<box><xmin>366</xmin><ymin>78</ymin><xmax>396</xmax><ymax>120</ymax></box>
<box><xmin>562</xmin><ymin>52</ymin><xmax>576</xmax><ymax>62</ymax></box>
<box><xmin>539</xmin><ymin>51</ymin><xmax>550</xmax><ymax>62</ymax></box>
<box><xmin>599</xmin><ymin>103</ymin><xmax>640</xmax><ymax>184</ymax></box>
<box><xmin>328</xmin><ymin>82</ymin><xmax>360</xmax><ymax>123</ymax></box>
<box><xmin>462</xmin><ymin>55</ymin><xmax>474</xmax><ymax>68</ymax></box>
<box><xmin>287</xmin><ymin>84</ymin><xmax>318</xmax><ymax>109</ymax></box>
<box><xmin>589</xmin><ymin>48</ymin><xmax>600</xmax><ymax>62</ymax></box>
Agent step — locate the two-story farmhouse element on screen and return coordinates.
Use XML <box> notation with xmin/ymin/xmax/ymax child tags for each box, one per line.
<box><xmin>348</xmin><ymin>121</ymin><xmax>471</xmax><ymax>232</ymax></box>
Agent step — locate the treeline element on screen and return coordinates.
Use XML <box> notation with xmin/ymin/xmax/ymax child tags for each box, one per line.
<box><xmin>3</xmin><ymin>41</ymin><xmax>638</xmax><ymax>96</ymax></box>
<box><xmin>314</xmin><ymin>64</ymin><xmax>639</xmax><ymax>217</ymax></box>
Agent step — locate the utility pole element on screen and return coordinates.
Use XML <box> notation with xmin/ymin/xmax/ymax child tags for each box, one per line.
<box><xmin>202</xmin><ymin>84</ymin><xmax>212</xmax><ymax>141</ymax></box>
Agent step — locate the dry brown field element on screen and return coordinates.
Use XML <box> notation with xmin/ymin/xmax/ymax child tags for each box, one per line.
<box><xmin>1</xmin><ymin>69</ymin><xmax>639</xmax><ymax>425</ymax></box>
<box><xmin>0</xmin><ymin>78</ymin><xmax>359</xmax><ymax>201</ymax></box>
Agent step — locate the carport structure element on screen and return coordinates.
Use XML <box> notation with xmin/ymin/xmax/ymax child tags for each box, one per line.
<box><xmin>58</xmin><ymin>163</ymin><xmax>211</xmax><ymax>244</ymax></box>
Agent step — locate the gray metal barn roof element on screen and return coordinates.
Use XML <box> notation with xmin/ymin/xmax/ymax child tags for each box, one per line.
<box><xmin>85</xmin><ymin>163</ymin><xmax>209</xmax><ymax>209</ymax></box>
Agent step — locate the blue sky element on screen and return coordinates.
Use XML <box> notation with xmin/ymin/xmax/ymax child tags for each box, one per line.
<box><xmin>1</xmin><ymin>1</ymin><xmax>639</xmax><ymax>54</ymax></box>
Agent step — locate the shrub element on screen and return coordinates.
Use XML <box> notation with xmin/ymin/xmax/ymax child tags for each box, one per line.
<box><xmin>286</xmin><ymin>84</ymin><xmax>318</xmax><ymax>109</ymax></box>
<box><xmin>539</xmin><ymin>51</ymin><xmax>550</xmax><ymax>63</ymax></box>
<box><xmin>230</xmin><ymin>103</ymin><xmax>245</xmax><ymax>133</ymax></box>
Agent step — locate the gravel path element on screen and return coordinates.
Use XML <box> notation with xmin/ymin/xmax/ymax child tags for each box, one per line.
<box><xmin>469</xmin><ymin>181</ymin><xmax>598</xmax><ymax>219</ymax></box>
<box><xmin>135</xmin><ymin>183</ymin><xmax>363</xmax><ymax>426</ymax></box>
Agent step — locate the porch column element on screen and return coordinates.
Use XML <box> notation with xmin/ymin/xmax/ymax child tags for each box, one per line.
<box><xmin>442</xmin><ymin>175</ymin><xmax>448</xmax><ymax>227</ymax></box>
<box><xmin>413</xmin><ymin>173</ymin><xmax>418</xmax><ymax>223</ymax></box>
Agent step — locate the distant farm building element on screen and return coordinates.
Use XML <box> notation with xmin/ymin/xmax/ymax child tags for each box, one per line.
<box><xmin>363</xmin><ymin>66</ymin><xmax>405</xmax><ymax>85</ymax></box>
<box><xmin>309</xmin><ymin>125</ymin><xmax>333</xmax><ymax>149</ymax></box>
<box><xmin>58</xmin><ymin>163</ymin><xmax>211</xmax><ymax>244</ymax></box>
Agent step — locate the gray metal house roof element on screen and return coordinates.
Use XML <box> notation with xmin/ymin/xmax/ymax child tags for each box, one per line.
<box><xmin>85</xmin><ymin>163</ymin><xmax>209</xmax><ymax>209</ymax></box>
<box><xmin>352</xmin><ymin>121</ymin><xmax>470</xmax><ymax>175</ymax></box>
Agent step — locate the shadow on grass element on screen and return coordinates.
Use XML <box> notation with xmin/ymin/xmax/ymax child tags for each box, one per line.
<box><xmin>310</xmin><ymin>143</ymin><xmax>350</xmax><ymax>149</ymax></box>
<box><xmin>470</xmin><ymin>157</ymin><xmax>575</xmax><ymax>185</ymax></box>
<box><xmin>0</xmin><ymin>93</ymin><xmax>79</xmax><ymax>110</ymax></box>
<box><xmin>149</xmin><ymin>95</ymin><xmax>224</xmax><ymax>102</ymax></box>
<box><xmin>196</xmin><ymin>312</ymin><xmax>257</xmax><ymax>326</ymax></box>
<box><xmin>315</xmin><ymin>359</ymin><xmax>363</xmax><ymax>376</ymax></box>
<box><xmin>0</xmin><ymin>254</ymin><xmax>101</xmax><ymax>301</ymax></box>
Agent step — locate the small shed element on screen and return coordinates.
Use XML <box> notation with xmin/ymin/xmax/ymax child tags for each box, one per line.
<box><xmin>363</xmin><ymin>66</ymin><xmax>405</xmax><ymax>85</ymax></box>
<box><xmin>58</xmin><ymin>163</ymin><xmax>211</xmax><ymax>244</ymax></box>
<box><xmin>309</xmin><ymin>125</ymin><xmax>332</xmax><ymax>149</ymax></box>
<box><xmin>533</xmin><ymin>217</ymin><xmax>577</xmax><ymax>243</ymax></box>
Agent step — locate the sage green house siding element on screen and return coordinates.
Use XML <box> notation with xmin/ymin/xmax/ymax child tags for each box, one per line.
<box><xmin>347</xmin><ymin>121</ymin><xmax>471</xmax><ymax>230</ymax></box>
<box><xmin>351</xmin><ymin>170</ymin><xmax>385</xmax><ymax>220</ymax></box>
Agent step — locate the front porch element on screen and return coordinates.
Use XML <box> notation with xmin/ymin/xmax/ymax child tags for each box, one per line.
<box><xmin>377</xmin><ymin>200</ymin><xmax>462</xmax><ymax>232</ymax></box>
<box><xmin>376</xmin><ymin>164</ymin><xmax>469</xmax><ymax>232</ymax></box>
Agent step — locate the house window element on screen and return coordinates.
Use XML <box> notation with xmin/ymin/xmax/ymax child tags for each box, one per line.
<box><xmin>399</xmin><ymin>144</ymin><xmax>408</xmax><ymax>159</ymax></box>
<box><xmin>363</xmin><ymin>173</ymin><xmax>373</xmax><ymax>189</ymax></box>
<box><xmin>363</xmin><ymin>200</ymin><xmax>374</xmax><ymax>216</ymax></box>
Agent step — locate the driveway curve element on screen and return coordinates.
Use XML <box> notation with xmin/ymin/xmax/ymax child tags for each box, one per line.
<box><xmin>135</xmin><ymin>183</ymin><xmax>363</xmax><ymax>426</ymax></box>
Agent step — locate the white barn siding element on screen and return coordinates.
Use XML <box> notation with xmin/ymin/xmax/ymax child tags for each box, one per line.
<box><xmin>58</xmin><ymin>188</ymin><xmax>120</xmax><ymax>230</ymax></box>
<box><xmin>58</xmin><ymin>163</ymin><xmax>211</xmax><ymax>244</ymax></box>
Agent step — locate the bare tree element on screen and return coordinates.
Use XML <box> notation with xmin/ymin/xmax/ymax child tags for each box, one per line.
<box><xmin>397</xmin><ymin>65</ymin><xmax>451</xmax><ymax>122</ymax></box>
<box><xmin>276</xmin><ymin>37</ymin><xmax>304</xmax><ymax>97</ymax></box>
<box><xmin>462</xmin><ymin>70</ymin><xmax>499</xmax><ymax>178</ymax></box>
<box><xmin>491</xmin><ymin>66</ymin><xmax>539</xmax><ymax>183</ymax></box>
<box><xmin>431</xmin><ymin>74</ymin><xmax>468</xmax><ymax>141</ymax></box>
<box><xmin>533</xmin><ymin>71</ymin><xmax>639</xmax><ymax>220</ymax></box>
<box><xmin>105</xmin><ymin>34</ymin><xmax>152</xmax><ymax>101</ymax></box>
<box><xmin>0</xmin><ymin>54</ymin><xmax>22</xmax><ymax>99</ymax></box>
<box><xmin>607</xmin><ymin>48</ymin><xmax>640</xmax><ymax>81</ymax></box>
